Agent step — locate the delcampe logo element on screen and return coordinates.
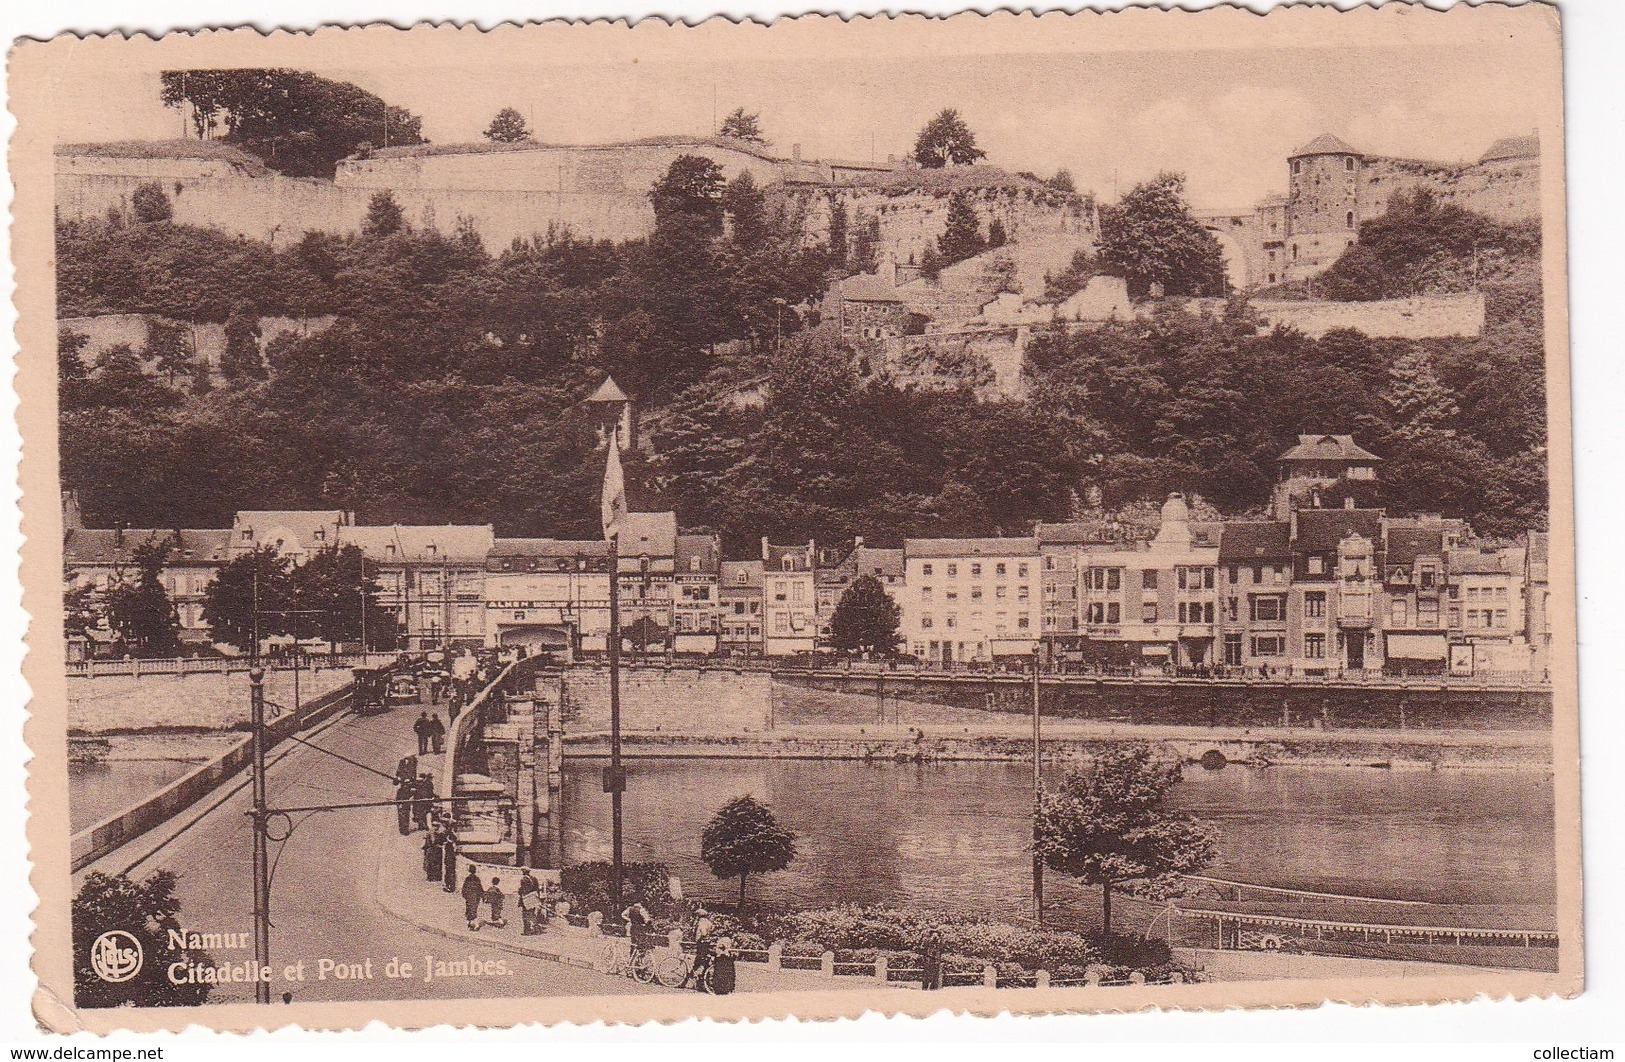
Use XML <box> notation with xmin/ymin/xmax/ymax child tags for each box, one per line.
<box><xmin>89</xmin><ymin>931</ymin><xmax>143</xmax><ymax>983</ymax></box>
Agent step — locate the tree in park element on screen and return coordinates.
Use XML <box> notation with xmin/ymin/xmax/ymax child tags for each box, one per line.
<box><xmin>159</xmin><ymin>69</ymin><xmax>425</xmax><ymax>179</ymax></box>
<box><xmin>649</xmin><ymin>154</ymin><xmax>727</xmax><ymax>241</ymax></box>
<box><xmin>700</xmin><ymin>795</ymin><xmax>797</xmax><ymax>909</ymax></box>
<box><xmin>1035</xmin><ymin>744</ymin><xmax>1217</xmax><ymax>936</ymax></box>
<box><xmin>483</xmin><ymin>106</ymin><xmax>533</xmax><ymax>143</ymax></box>
<box><xmin>936</xmin><ymin>191</ymin><xmax>986</xmax><ymax>267</ymax></box>
<box><xmin>912</xmin><ymin>108</ymin><xmax>987</xmax><ymax>169</ymax></box>
<box><xmin>105</xmin><ymin>540</ymin><xmax>181</xmax><ymax>657</ymax></box>
<box><xmin>1096</xmin><ymin>172</ymin><xmax>1228</xmax><ymax>299</ymax></box>
<box><xmin>826</xmin><ymin>574</ymin><xmax>903</xmax><ymax>656</ymax></box>
<box><xmin>74</xmin><ymin>870</ymin><xmax>214</xmax><ymax>1007</ymax></box>
<box><xmin>130</xmin><ymin>181</ymin><xmax>173</xmax><ymax>224</ymax></box>
<box><xmin>202</xmin><ymin>545</ymin><xmax>292</xmax><ymax>653</ymax></box>
<box><xmin>624</xmin><ymin>614</ymin><xmax>670</xmax><ymax>654</ymax></box>
<box><xmin>719</xmin><ymin>107</ymin><xmax>765</xmax><ymax>144</ymax></box>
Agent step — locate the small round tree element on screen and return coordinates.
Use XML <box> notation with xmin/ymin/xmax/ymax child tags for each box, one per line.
<box><xmin>484</xmin><ymin>107</ymin><xmax>533</xmax><ymax>144</ymax></box>
<box><xmin>700</xmin><ymin>795</ymin><xmax>797</xmax><ymax>910</ymax></box>
<box><xmin>827</xmin><ymin>574</ymin><xmax>902</xmax><ymax>656</ymax></box>
<box><xmin>1035</xmin><ymin>744</ymin><xmax>1217</xmax><ymax>937</ymax></box>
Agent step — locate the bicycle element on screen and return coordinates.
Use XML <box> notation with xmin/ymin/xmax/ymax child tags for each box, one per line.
<box><xmin>652</xmin><ymin>947</ymin><xmax>714</xmax><ymax>992</ymax></box>
<box><xmin>599</xmin><ymin>939</ymin><xmax>659</xmax><ymax>984</ymax></box>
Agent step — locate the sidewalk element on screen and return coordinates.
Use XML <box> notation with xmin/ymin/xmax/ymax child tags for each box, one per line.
<box><xmin>374</xmin><ymin>828</ymin><xmax>889</xmax><ymax>995</ymax></box>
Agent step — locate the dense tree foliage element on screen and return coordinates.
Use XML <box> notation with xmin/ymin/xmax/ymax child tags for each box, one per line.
<box><xmin>912</xmin><ymin>109</ymin><xmax>987</xmax><ymax>169</ymax></box>
<box><xmin>719</xmin><ymin>107</ymin><xmax>765</xmax><ymax>144</ymax></box>
<box><xmin>201</xmin><ymin>544</ymin><xmax>390</xmax><ymax>652</ymax></box>
<box><xmin>826</xmin><ymin>574</ymin><xmax>903</xmax><ymax>655</ymax></box>
<box><xmin>159</xmin><ymin>69</ymin><xmax>425</xmax><ymax>178</ymax></box>
<box><xmin>700</xmin><ymin>795</ymin><xmax>797</xmax><ymax>909</ymax></box>
<box><xmin>1097</xmin><ymin>173</ymin><xmax>1227</xmax><ymax>298</ymax></box>
<box><xmin>74</xmin><ymin>871</ymin><xmax>214</xmax><ymax>1007</ymax></box>
<box><xmin>104</xmin><ymin>541</ymin><xmax>181</xmax><ymax>657</ymax></box>
<box><xmin>483</xmin><ymin>107</ymin><xmax>532</xmax><ymax>143</ymax></box>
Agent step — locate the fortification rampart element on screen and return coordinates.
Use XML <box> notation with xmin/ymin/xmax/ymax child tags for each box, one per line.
<box><xmin>59</xmin><ymin>312</ymin><xmax>337</xmax><ymax>369</ymax></box>
<box><xmin>1181</xmin><ymin>292</ymin><xmax>1486</xmax><ymax>340</ymax></box>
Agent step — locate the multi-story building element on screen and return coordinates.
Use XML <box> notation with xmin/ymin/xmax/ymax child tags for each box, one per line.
<box><xmin>1071</xmin><ymin>495</ymin><xmax>1222</xmax><ymax>669</ymax></box>
<box><xmin>62</xmin><ymin>523</ymin><xmax>232</xmax><ymax>650</ymax></box>
<box><xmin>1288</xmin><ymin>508</ymin><xmax>1386</xmax><ymax>674</ymax></box>
<box><xmin>481</xmin><ymin>538</ymin><xmax>610</xmax><ymax>655</ymax></box>
<box><xmin>1524</xmin><ymin>531</ymin><xmax>1551</xmax><ymax>677</ymax></box>
<box><xmin>615</xmin><ymin>511</ymin><xmax>678</xmax><ymax>653</ymax></box>
<box><xmin>762</xmin><ymin>540</ymin><xmax>818</xmax><ymax>656</ymax></box>
<box><xmin>1034</xmin><ymin>521</ymin><xmax>1103</xmax><ymax>652</ymax></box>
<box><xmin>1378</xmin><ymin>516</ymin><xmax>1466</xmax><ymax>676</ymax></box>
<box><xmin>1217</xmin><ymin>520</ymin><xmax>1293</xmax><ymax>671</ymax></box>
<box><xmin>719</xmin><ymin>560</ymin><xmax>764</xmax><ymax>657</ymax></box>
<box><xmin>1271</xmin><ymin>435</ymin><xmax>1382</xmax><ymax>519</ymax></box>
<box><xmin>344</xmin><ymin>524</ymin><xmax>496</xmax><ymax>650</ymax></box>
<box><xmin>900</xmin><ymin>537</ymin><xmax>1040</xmax><ymax>665</ymax></box>
<box><xmin>672</xmin><ymin>533</ymin><xmax>722</xmax><ymax>654</ymax></box>
<box><xmin>228</xmin><ymin>509</ymin><xmax>351</xmax><ymax>561</ymax></box>
<box><xmin>1445</xmin><ymin>542</ymin><xmax>1528</xmax><ymax>674</ymax></box>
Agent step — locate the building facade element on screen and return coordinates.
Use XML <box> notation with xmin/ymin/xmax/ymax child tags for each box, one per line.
<box><xmin>900</xmin><ymin>538</ymin><xmax>1041</xmax><ymax>665</ymax></box>
<box><xmin>719</xmin><ymin>560</ymin><xmax>765</xmax><ymax>657</ymax></box>
<box><xmin>762</xmin><ymin>540</ymin><xmax>818</xmax><ymax>656</ymax></box>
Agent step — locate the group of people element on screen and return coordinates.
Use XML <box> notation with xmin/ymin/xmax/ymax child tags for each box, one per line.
<box><xmin>622</xmin><ymin>899</ymin><xmax>731</xmax><ymax>992</ymax></box>
<box><xmin>394</xmin><ymin>769</ymin><xmax>437</xmax><ymax>835</ymax></box>
<box><xmin>457</xmin><ymin>865</ymin><xmax>554</xmax><ymax>934</ymax></box>
<box><xmin>412</xmin><ymin>711</ymin><xmax>447</xmax><ymax>754</ymax></box>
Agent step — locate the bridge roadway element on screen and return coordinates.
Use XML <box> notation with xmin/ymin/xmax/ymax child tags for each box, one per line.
<box><xmin>77</xmin><ymin>702</ymin><xmax>660</xmax><ymax>1004</ymax></box>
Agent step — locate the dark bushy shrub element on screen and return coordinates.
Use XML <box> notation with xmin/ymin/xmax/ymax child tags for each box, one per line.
<box><xmin>559</xmin><ymin>861</ymin><xmax>675</xmax><ymax>918</ymax></box>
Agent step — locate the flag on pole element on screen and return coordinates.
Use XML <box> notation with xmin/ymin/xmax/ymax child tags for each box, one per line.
<box><xmin>600</xmin><ymin>426</ymin><xmax>627</xmax><ymax>539</ymax></box>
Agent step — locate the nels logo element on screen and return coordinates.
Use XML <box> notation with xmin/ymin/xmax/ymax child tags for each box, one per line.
<box><xmin>90</xmin><ymin>930</ymin><xmax>143</xmax><ymax>983</ymax></box>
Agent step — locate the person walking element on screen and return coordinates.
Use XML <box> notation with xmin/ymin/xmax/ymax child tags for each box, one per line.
<box><xmin>422</xmin><ymin>828</ymin><xmax>443</xmax><ymax>882</ymax></box>
<box><xmin>517</xmin><ymin>870</ymin><xmax>541</xmax><ymax>935</ymax></box>
<box><xmin>621</xmin><ymin>898</ymin><xmax>653</xmax><ymax>961</ymax></box>
<box><xmin>440</xmin><ymin>832</ymin><xmax>458</xmax><ymax>892</ymax></box>
<box><xmin>394</xmin><ymin>777</ymin><xmax>414</xmax><ymax>835</ymax></box>
<box><xmin>411</xmin><ymin>773</ymin><xmax>434</xmax><ymax>831</ymax></box>
<box><xmin>428</xmin><ymin>713</ymin><xmax>446</xmax><ymax>754</ymax></box>
<box><xmin>484</xmin><ymin>877</ymin><xmax>508</xmax><ymax>929</ymax></box>
<box><xmin>413</xmin><ymin>711</ymin><xmax>431</xmax><ymax>755</ymax></box>
<box><xmin>461</xmin><ymin>867</ymin><xmax>485</xmax><ymax>930</ymax></box>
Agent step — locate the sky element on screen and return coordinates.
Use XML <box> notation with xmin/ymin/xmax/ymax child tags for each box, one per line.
<box><xmin>43</xmin><ymin>8</ymin><xmax>1560</xmax><ymax>210</ymax></box>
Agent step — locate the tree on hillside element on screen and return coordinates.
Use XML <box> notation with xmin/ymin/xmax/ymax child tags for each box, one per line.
<box><xmin>1096</xmin><ymin>173</ymin><xmax>1227</xmax><ymax>298</ymax></box>
<box><xmin>145</xmin><ymin>319</ymin><xmax>193</xmax><ymax>386</ymax></box>
<box><xmin>1043</xmin><ymin>249</ymin><xmax>1097</xmax><ymax>300</ymax></box>
<box><xmin>202</xmin><ymin>545</ymin><xmax>292</xmax><ymax>653</ymax></box>
<box><xmin>936</xmin><ymin>192</ymin><xmax>986</xmax><ymax>267</ymax></box>
<box><xmin>105</xmin><ymin>540</ymin><xmax>181</xmax><ymax>657</ymax></box>
<box><xmin>362</xmin><ymin>190</ymin><xmax>407</xmax><ymax>239</ymax></box>
<box><xmin>58</xmin><ymin>328</ymin><xmax>90</xmax><ymax>409</ymax></box>
<box><xmin>483</xmin><ymin>107</ymin><xmax>533</xmax><ymax>143</ymax></box>
<box><xmin>1385</xmin><ymin>349</ymin><xmax>1459</xmax><ymax>440</ymax></box>
<box><xmin>912</xmin><ymin>108</ymin><xmax>987</xmax><ymax>168</ymax></box>
<box><xmin>650</xmin><ymin>155</ymin><xmax>727</xmax><ymax>241</ymax></box>
<box><xmin>700</xmin><ymin>795</ymin><xmax>797</xmax><ymax>909</ymax></box>
<box><xmin>74</xmin><ymin>870</ymin><xmax>214</xmax><ymax>1007</ymax></box>
<box><xmin>159</xmin><ymin>69</ymin><xmax>426</xmax><ymax>178</ymax></box>
<box><xmin>220</xmin><ymin>306</ymin><xmax>265</xmax><ymax>381</ymax></box>
<box><xmin>1049</xmin><ymin>169</ymin><xmax>1077</xmax><ymax>194</ymax></box>
<box><xmin>987</xmin><ymin>216</ymin><xmax>1008</xmax><ymax>249</ymax></box>
<box><xmin>981</xmin><ymin>252</ymin><xmax>1019</xmax><ymax>295</ymax></box>
<box><xmin>827</xmin><ymin>196</ymin><xmax>850</xmax><ymax>268</ymax></box>
<box><xmin>130</xmin><ymin>182</ymin><xmax>173</xmax><ymax>224</ymax></box>
<box><xmin>826</xmin><ymin>575</ymin><xmax>902</xmax><ymax>655</ymax></box>
<box><xmin>722</xmin><ymin>170</ymin><xmax>769</xmax><ymax>251</ymax></box>
<box><xmin>87</xmin><ymin>344</ymin><xmax>178</xmax><ymax>411</ymax></box>
<box><xmin>1035</xmin><ymin>744</ymin><xmax>1217</xmax><ymax>936</ymax></box>
<box><xmin>850</xmin><ymin>213</ymin><xmax>881</xmax><ymax>274</ymax></box>
<box><xmin>719</xmin><ymin>107</ymin><xmax>766</xmax><ymax>144</ymax></box>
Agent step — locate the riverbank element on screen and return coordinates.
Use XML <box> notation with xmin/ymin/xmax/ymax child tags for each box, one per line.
<box><xmin>562</xmin><ymin>721</ymin><xmax>1551</xmax><ymax>771</ymax></box>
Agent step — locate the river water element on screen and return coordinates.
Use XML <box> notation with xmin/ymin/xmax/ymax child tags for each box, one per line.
<box><xmin>559</xmin><ymin>759</ymin><xmax>1554</xmax><ymax>927</ymax></box>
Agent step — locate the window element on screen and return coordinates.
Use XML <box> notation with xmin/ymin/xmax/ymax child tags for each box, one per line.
<box><xmin>1390</xmin><ymin>600</ymin><xmax>1409</xmax><ymax>626</ymax></box>
<box><xmin>1224</xmin><ymin>633</ymin><xmax>1243</xmax><ymax>666</ymax></box>
<box><xmin>1292</xmin><ymin>159</ymin><xmax>1301</xmax><ymax>175</ymax></box>
<box><xmin>1420</xmin><ymin>566</ymin><xmax>1437</xmax><ymax>590</ymax></box>
<box><xmin>1307</xmin><ymin>555</ymin><xmax>1324</xmax><ymax>576</ymax></box>
<box><xmin>1251</xmin><ymin>635</ymin><xmax>1286</xmax><ymax>656</ymax></box>
<box><xmin>782</xmin><ymin>557</ymin><xmax>794</xmax><ymax>572</ymax></box>
<box><xmin>945</xmin><ymin>589</ymin><xmax>958</xmax><ymax>602</ymax></box>
<box><xmin>944</xmin><ymin>563</ymin><xmax>957</xmax><ymax>578</ymax></box>
<box><xmin>922</xmin><ymin>563</ymin><xmax>933</xmax><ymax>577</ymax></box>
<box><xmin>921</xmin><ymin>615</ymin><xmax>934</xmax><ymax>629</ymax></box>
<box><xmin>1227</xmin><ymin>597</ymin><xmax>1239</xmax><ymax>621</ymax></box>
<box><xmin>945</xmin><ymin>614</ymin><xmax>958</xmax><ymax>629</ymax></box>
<box><xmin>1142</xmin><ymin>602</ymin><xmax>1158</xmax><ymax>623</ymax></box>
<box><xmin>1346</xmin><ymin>210</ymin><xmax>1355</xmax><ymax>229</ymax></box>
<box><xmin>1345</xmin><ymin>157</ymin><xmax>1355</xmax><ymax>172</ymax></box>
<box><xmin>1017</xmin><ymin>616</ymin><xmax>1030</xmax><ymax>630</ymax></box>
<box><xmin>1495</xmin><ymin>608</ymin><xmax>1509</xmax><ymax>629</ymax></box>
<box><xmin>1018</xmin><ymin>564</ymin><xmax>1029</xmax><ymax>578</ymax></box>
<box><xmin>1017</xmin><ymin>586</ymin><xmax>1030</xmax><ymax>601</ymax></box>
<box><xmin>774</xmin><ymin>614</ymin><xmax>789</xmax><ymax>634</ymax></box>
<box><xmin>1252</xmin><ymin>565</ymin><xmax>1263</xmax><ymax>584</ymax></box>
<box><xmin>1227</xmin><ymin>565</ymin><xmax>1239</xmax><ymax>584</ymax></box>
<box><xmin>995</xmin><ymin>585</ymin><xmax>1007</xmax><ymax>599</ymax></box>
<box><xmin>1105</xmin><ymin>602</ymin><xmax>1121</xmax><ymax>624</ymax></box>
<box><xmin>1107</xmin><ymin>569</ymin><xmax>1120</xmax><ymax>591</ymax></box>
<box><xmin>970</xmin><ymin>586</ymin><xmax>983</xmax><ymax>601</ymax></box>
<box><xmin>970</xmin><ymin>563</ymin><xmax>982</xmax><ymax>578</ymax></box>
<box><xmin>791</xmin><ymin>583</ymin><xmax>806</xmax><ymax>603</ymax></box>
<box><xmin>996</xmin><ymin>563</ymin><xmax>1007</xmax><ymax>577</ymax></box>
<box><xmin>921</xmin><ymin>587</ymin><xmax>932</xmax><ymax>603</ymax></box>
<box><xmin>1304</xmin><ymin>633</ymin><xmax>1326</xmax><ymax>659</ymax></box>
<box><xmin>1249</xmin><ymin>596</ymin><xmax>1285</xmax><ymax>622</ymax></box>
<box><xmin>1087</xmin><ymin>603</ymin><xmax>1104</xmax><ymax>624</ymax></box>
<box><xmin>1143</xmin><ymin>569</ymin><xmax>1159</xmax><ymax>590</ymax></box>
<box><xmin>1044</xmin><ymin>556</ymin><xmax>1054</xmax><ymax>571</ymax></box>
<box><xmin>1419</xmin><ymin>599</ymin><xmax>1440</xmax><ymax>627</ymax></box>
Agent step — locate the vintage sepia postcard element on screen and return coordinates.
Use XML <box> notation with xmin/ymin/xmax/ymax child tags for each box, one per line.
<box><xmin>9</xmin><ymin>4</ymin><xmax>1578</xmax><ymax>1034</ymax></box>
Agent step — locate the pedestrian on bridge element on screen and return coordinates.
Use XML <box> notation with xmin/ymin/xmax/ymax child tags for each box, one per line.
<box><xmin>428</xmin><ymin>713</ymin><xmax>446</xmax><ymax>754</ymax></box>
<box><xmin>484</xmin><ymin>877</ymin><xmax>507</xmax><ymax>929</ymax></box>
<box><xmin>441</xmin><ymin>832</ymin><xmax>458</xmax><ymax>891</ymax></box>
<box><xmin>413</xmin><ymin>712</ymin><xmax>431</xmax><ymax>755</ymax></box>
<box><xmin>423</xmin><ymin>828</ymin><xmax>444</xmax><ymax>881</ymax></box>
<box><xmin>517</xmin><ymin>870</ymin><xmax>541</xmax><ymax>934</ymax></box>
<box><xmin>394</xmin><ymin>778</ymin><xmax>414</xmax><ymax>835</ymax></box>
<box><xmin>462</xmin><ymin>867</ymin><xmax>485</xmax><ymax>929</ymax></box>
<box><xmin>411</xmin><ymin>773</ymin><xmax>434</xmax><ymax>831</ymax></box>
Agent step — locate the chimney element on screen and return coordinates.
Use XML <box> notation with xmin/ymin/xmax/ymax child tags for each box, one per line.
<box><xmin>762</xmin><ymin>536</ymin><xmax>771</xmax><ymax>563</ymax></box>
<box><xmin>854</xmin><ymin>535</ymin><xmax>864</xmax><ymax>549</ymax></box>
<box><xmin>792</xmin><ymin>143</ymin><xmax>802</xmax><ymax>163</ymax></box>
<box><xmin>1344</xmin><ymin>496</ymin><xmax>1356</xmax><ymax>510</ymax></box>
<box><xmin>1289</xmin><ymin>510</ymin><xmax>1298</xmax><ymax>542</ymax></box>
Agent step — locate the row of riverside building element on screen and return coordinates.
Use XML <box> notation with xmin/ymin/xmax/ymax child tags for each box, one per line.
<box><xmin>60</xmin><ymin>433</ymin><xmax>1552</xmax><ymax>678</ymax></box>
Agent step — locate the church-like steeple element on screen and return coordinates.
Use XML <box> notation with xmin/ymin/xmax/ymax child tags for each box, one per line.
<box><xmin>585</xmin><ymin>375</ymin><xmax>635</xmax><ymax>451</ymax></box>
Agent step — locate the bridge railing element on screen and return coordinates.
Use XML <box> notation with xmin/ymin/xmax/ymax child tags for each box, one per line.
<box><xmin>67</xmin><ymin>651</ymin><xmax>406</xmax><ymax>679</ymax></box>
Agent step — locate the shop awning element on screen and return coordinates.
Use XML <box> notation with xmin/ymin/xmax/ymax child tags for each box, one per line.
<box><xmin>1386</xmin><ymin>632</ymin><xmax>1447</xmax><ymax>660</ymax></box>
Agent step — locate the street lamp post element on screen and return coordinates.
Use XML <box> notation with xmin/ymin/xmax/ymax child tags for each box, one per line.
<box><xmin>1031</xmin><ymin>645</ymin><xmax>1044</xmax><ymax>927</ymax></box>
<box><xmin>606</xmin><ymin>532</ymin><xmax>626</xmax><ymax>911</ymax></box>
<box><xmin>249</xmin><ymin>666</ymin><xmax>271</xmax><ymax>1004</ymax></box>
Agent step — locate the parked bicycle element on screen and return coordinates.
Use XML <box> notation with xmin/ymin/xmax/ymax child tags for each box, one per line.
<box><xmin>600</xmin><ymin>939</ymin><xmax>659</xmax><ymax>984</ymax></box>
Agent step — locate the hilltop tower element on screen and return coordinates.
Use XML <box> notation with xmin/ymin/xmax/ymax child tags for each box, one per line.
<box><xmin>1284</xmin><ymin>133</ymin><xmax>1364</xmax><ymax>281</ymax></box>
<box><xmin>1272</xmin><ymin>434</ymin><xmax>1381</xmax><ymax>519</ymax></box>
<box><xmin>585</xmin><ymin>376</ymin><xmax>635</xmax><ymax>451</ymax></box>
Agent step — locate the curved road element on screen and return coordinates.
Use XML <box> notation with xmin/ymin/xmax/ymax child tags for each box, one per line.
<box><xmin>81</xmin><ymin>703</ymin><xmax>661</xmax><ymax>1004</ymax></box>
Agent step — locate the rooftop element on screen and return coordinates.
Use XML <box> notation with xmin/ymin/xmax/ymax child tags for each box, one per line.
<box><xmin>1218</xmin><ymin>521</ymin><xmax>1291</xmax><ymax>562</ymax></box>
<box><xmin>1294</xmin><ymin>509</ymin><xmax>1385</xmax><ymax>553</ymax></box>
<box><xmin>1278</xmin><ymin>434</ymin><xmax>1382</xmax><ymax>464</ymax></box>
<box><xmin>585</xmin><ymin>376</ymin><xmax>629</xmax><ymax>404</ymax></box>
<box><xmin>618</xmin><ymin>511</ymin><xmax>677</xmax><ymax>557</ymax></box>
<box><xmin>904</xmin><ymin>537</ymin><xmax>1039</xmax><ymax>559</ymax></box>
<box><xmin>343</xmin><ymin>524</ymin><xmax>496</xmax><ymax>562</ymax></box>
<box><xmin>1385</xmin><ymin>527</ymin><xmax>1444</xmax><ymax>567</ymax></box>
<box><xmin>1480</xmin><ymin>132</ymin><xmax>1540</xmax><ymax>164</ymax></box>
<box><xmin>1291</xmin><ymin>133</ymin><xmax>1362</xmax><ymax>158</ymax></box>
